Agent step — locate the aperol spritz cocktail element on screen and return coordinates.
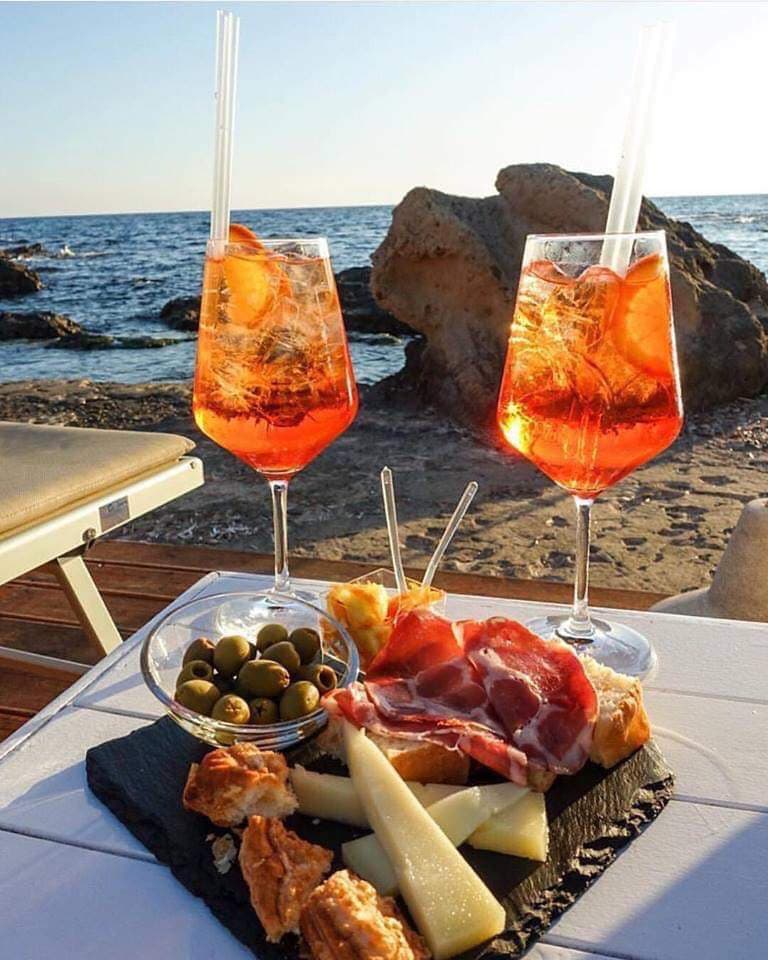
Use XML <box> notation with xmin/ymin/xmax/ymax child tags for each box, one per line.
<box><xmin>193</xmin><ymin>228</ymin><xmax>358</xmax><ymax>602</ymax></box>
<box><xmin>497</xmin><ymin>231</ymin><xmax>683</xmax><ymax>677</ymax></box>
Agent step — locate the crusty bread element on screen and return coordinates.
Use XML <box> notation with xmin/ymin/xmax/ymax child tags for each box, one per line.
<box><xmin>317</xmin><ymin>720</ymin><xmax>470</xmax><ymax>785</ymax></box>
<box><xmin>239</xmin><ymin>815</ymin><xmax>332</xmax><ymax>942</ymax></box>
<box><xmin>301</xmin><ymin>869</ymin><xmax>431</xmax><ymax>960</ymax></box>
<box><xmin>182</xmin><ymin>742</ymin><xmax>297</xmax><ymax>827</ymax></box>
<box><xmin>582</xmin><ymin>656</ymin><xmax>651</xmax><ymax>768</ymax></box>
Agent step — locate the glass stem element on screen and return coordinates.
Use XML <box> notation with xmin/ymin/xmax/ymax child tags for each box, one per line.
<box><xmin>269</xmin><ymin>479</ymin><xmax>291</xmax><ymax>594</ymax></box>
<box><xmin>560</xmin><ymin>496</ymin><xmax>595</xmax><ymax>641</ymax></box>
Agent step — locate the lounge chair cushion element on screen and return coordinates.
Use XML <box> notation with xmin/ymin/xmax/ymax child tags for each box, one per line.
<box><xmin>0</xmin><ymin>421</ymin><xmax>195</xmax><ymax>537</ymax></box>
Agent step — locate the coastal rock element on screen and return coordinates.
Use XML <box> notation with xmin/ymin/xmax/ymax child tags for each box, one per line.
<box><xmin>0</xmin><ymin>311</ymin><xmax>80</xmax><ymax>340</ymax></box>
<box><xmin>335</xmin><ymin>267</ymin><xmax>411</xmax><ymax>335</ymax></box>
<box><xmin>371</xmin><ymin>164</ymin><xmax>768</xmax><ymax>427</ymax></box>
<box><xmin>1</xmin><ymin>243</ymin><xmax>47</xmax><ymax>259</ymax></box>
<box><xmin>49</xmin><ymin>332</ymin><xmax>185</xmax><ymax>350</ymax></box>
<box><xmin>0</xmin><ymin>257</ymin><xmax>43</xmax><ymax>297</ymax></box>
<box><xmin>160</xmin><ymin>296</ymin><xmax>200</xmax><ymax>331</ymax></box>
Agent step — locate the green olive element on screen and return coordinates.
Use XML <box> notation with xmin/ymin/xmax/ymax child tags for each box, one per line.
<box><xmin>256</xmin><ymin>622</ymin><xmax>289</xmax><ymax>652</ymax></box>
<box><xmin>237</xmin><ymin>659</ymin><xmax>291</xmax><ymax>699</ymax></box>
<box><xmin>175</xmin><ymin>679</ymin><xmax>220</xmax><ymax>716</ymax></box>
<box><xmin>212</xmin><ymin>673</ymin><xmax>232</xmax><ymax>696</ymax></box>
<box><xmin>297</xmin><ymin>663</ymin><xmax>338</xmax><ymax>694</ymax></box>
<box><xmin>183</xmin><ymin>637</ymin><xmax>215</xmax><ymax>665</ymax></box>
<box><xmin>177</xmin><ymin>659</ymin><xmax>214</xmax><ymax>686</ymax></box>
<box><xmin>279</xmin><ymin>681</ymin><xmax>320</xmax><ymax>721</ymax></box>
<box><xmin>290</xmin><ymin>627</ymin><xmax>322</xmax><ymax>664</ymax></box>
<box><xmin>211</xmin><ymin>694</ymin><xmax>251</xmax><ymax>724</ymax></box>
<box><xmin>213</xmin><ymin>635</ymin><xmax>252</xmax><ymax>678</ymax></box>
<box><xmin>249</xmin><ymin>697</ymin><xmax>279</xmax><ymax>725</ymax></box>
<box><xmin>261</xmin><ymin>641</ymin><xmax>301</xmax><ymax>675</ymax></box>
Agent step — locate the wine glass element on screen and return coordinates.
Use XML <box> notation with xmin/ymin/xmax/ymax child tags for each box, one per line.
<box><xmin>193</xmin><ymin>235</ymin><xmax>358</xmax><ymax>614</ymax></box>
<box><xmin>497</xmin><ymin>231</ymin><xmax>683</xmax><ymax>678</ymax></box>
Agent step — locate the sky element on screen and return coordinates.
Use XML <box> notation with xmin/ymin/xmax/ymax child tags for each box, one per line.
<box><xmin>1</xmin><ymin>1</ymin><xmax>766</xmax><ymax>218</ymax></box>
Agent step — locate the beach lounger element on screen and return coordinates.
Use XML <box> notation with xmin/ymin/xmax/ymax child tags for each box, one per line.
<box><xmin>0</xmin><ymin>421</ymin><xmax>203</xmax><ymax>674</ymax></box>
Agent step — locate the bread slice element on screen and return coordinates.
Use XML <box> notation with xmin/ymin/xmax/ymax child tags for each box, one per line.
<box><xmin>582</xmin><ymin>656</ymin><xmax>651</xmax><ymax>768</ymax></box>
<box><xmin>317</xmin><ymin>721</ymin><xmax>470</xmax><ymax>785</ymax></box>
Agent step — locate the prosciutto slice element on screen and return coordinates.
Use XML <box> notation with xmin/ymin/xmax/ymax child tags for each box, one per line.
<box><xmin>326</xmin><ymin>610</ymin><xmax>598</xmax><ymax>783</ymax></box>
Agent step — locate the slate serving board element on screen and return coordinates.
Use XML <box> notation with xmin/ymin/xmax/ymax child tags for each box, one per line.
<box><xmin>86</xmin><ymin>717</ymin><xmax>674</xmax><ymax>959</ymax></box>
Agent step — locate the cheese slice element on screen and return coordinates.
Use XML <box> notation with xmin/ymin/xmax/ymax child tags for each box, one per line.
<box><xmin>343</xmin><ymin>721</ymin><xmax>506</xmax><ymax>959</ymax></box>
<box><xmin>467</xmin><ymin>790</ymin><xmax>549</xmax><ymax>862</ymax></box>
<box><xmin>407</xmin><ymin>782</ymin><xmax>463</xmax><ymax>807</ymax></box>
<box><xmin>292</xmin><ymin>768</ymin><xmax>464</xmax><ymax>829</ymax></box>
<box><xmin>343</xmin><ymin>781</ymin><xmax>528</xmax><ymax>895</ymax></box>
<box><xmin>290</xmin><ymin>766</ymin><xmax>369</xmax><ymax>828</ymax></box>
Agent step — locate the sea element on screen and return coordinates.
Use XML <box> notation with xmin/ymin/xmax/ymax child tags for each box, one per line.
<box><xmin>1</xmin><ymin>195</ymin><xmax>766</xmax><ymax>386</ymax></box>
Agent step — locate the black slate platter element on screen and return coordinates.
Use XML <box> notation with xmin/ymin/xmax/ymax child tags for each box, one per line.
<box><xmin>86</xmin><ymin>717</ymin><xmax>674</xmax><ymax>959</ymax></box>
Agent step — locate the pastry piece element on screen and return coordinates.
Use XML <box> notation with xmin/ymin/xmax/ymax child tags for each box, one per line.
<box><xmin>300</xmin><ymin>869</ymin><xmax>431</xmax><ymax>960</ymax></box>
<box><xmin>183</xmin><ymin>742</ymin><xmax>297</xmax><ymax>827</ymax></box>
<box><xmin>582</xmin><ymin>656</ymin><xmax>651</xmax><ymax>768</ymax></box>
<box><xmin>239</xmin><ymin>815</ymin><xmax>332</xmax><ymax>942</ymax></box>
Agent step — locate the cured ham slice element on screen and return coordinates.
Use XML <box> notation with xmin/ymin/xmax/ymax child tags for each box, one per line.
<box><xmin>326</xmin><ymin>611</ymin><xmax>598</xmax><ymax>783</ymax></box>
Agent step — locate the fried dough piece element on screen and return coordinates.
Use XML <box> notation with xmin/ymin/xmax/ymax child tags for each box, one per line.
<box><xmin>183</xmin><ymin>742</ymin><xmax>297</xmax><ymax>827</ymax></box>
<box><xmin>300</xmin><ymin>869</ymin><xmax>431</xmax><ymax>959</ymax></box>
<box><xmin>239</xmin><ymin>816</ymin><xmax>333</xmax><ymax>942</ymax></box>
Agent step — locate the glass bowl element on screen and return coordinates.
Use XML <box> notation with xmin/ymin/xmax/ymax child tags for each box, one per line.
<box><xmin>140</xmin><ymin>590</ymin><xmax>359</xmax><ymax>749</ymax></box>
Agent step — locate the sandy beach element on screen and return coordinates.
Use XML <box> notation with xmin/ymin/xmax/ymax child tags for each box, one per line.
<box><xmin>1</xmin><ymin>378</ymin><xmax>765</xmax><ymax>597</ymax></box>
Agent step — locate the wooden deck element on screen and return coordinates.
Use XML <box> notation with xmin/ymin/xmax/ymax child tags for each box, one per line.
<box><xmin>0</xmin><ymin>540</ymin><xmax>667</xmax><ymax>741</ymax></box>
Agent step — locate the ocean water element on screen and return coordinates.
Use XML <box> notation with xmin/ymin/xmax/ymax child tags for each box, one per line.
<box><xmin>1</xmin><ymin>196</ymin><xmax>766</xmax><ymax>385</ymax></box>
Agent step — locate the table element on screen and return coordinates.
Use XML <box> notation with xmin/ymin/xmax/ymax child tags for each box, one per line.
<box><xmin>0</xmin><ymin>570</ymin><xmax>765</xmax><ymax>960</ymax></box>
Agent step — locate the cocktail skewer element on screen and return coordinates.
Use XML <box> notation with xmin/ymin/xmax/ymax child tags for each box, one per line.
<box><xmin>381</xmin><ymin>466</ymin><xmax>408</xmax><ymax>595</ymax></box>
<box><xmin>422</xmin><ymin>481</ymin><xmax>479</xmax><ymax>589</ymax></box>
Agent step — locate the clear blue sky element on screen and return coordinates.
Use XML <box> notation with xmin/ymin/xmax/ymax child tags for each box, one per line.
<box><xmin>1</xmin><ymin>1</ymin><xmax>765</xmax><ymax>217</ymax></box>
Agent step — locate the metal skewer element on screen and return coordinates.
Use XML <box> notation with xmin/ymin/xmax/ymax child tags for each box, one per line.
<box><xmin>421</xmin><ymin>481</ymin><xmax>479</xmax><ymax>589</ymax></box>
<box><xmin>380</xmin><ymin>466</ymin><xmax>408</xmax><ymax>595</ymax></box>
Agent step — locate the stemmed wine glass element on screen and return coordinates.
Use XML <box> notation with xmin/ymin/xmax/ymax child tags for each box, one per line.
<box><xmin>497</xmin><ymin>231</ymin><xmax>683</xmax><ymax>678</ymax></box>
<box><xmin>193</xmin><ymin>231</ymin><xmax>358</xmax><ymax>613</ymax></box>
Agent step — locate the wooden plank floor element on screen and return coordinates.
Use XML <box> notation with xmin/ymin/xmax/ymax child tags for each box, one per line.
<box><xmin>0</xmin><ymin>540</ymin><xmax>668</xmax><ymax>741</ymax></box>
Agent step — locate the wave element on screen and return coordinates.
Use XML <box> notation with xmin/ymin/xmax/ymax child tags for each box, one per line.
<box><xmin>736</xmin><ymin>215</ymin><xmax>756</xmax><ymax>224</ymax></box>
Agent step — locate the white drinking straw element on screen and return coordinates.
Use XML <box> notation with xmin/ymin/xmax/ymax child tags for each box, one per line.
<box><xmin>600</xmin><ymin>21</ymin><xmax>673</xmax><ymax>273</ymax></box>
<box><xmin>380</xmin><ymin>466</ymin><xmax>408</xmax><ymax>595</ymax></box>
<box><xmin>210</xmin><ymin>10</ymin><xmax>240</xmax><ymax>258</ymax></box>
<box><xmin>422</xmin><ymin>481</ymin><xmax>479</xmax><ymax>589</ymax></box>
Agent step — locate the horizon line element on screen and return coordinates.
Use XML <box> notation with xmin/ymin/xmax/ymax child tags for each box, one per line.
<box><xmin>1</xmin><ymin>191</ymin><xmax>766</xmax><ymax>222</ymax></box>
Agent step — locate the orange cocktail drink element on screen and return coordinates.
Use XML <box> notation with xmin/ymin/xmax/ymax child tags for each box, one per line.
<box><xmin>194</xmin><ymin>231</ymin><xmax>357</xmax><ymax>479</ymax></box>
<box><xmin>496</xmin><ymin>231</ymin><xmax>683</xmax><ymax>678</ymax></box>
<box><xmin>498</xmin><ymin>248</ymin><xmax>682</xmax><ymax>499</ymax></box>
<box><xmin>193</xmin><ymin>227</ymin><xmax>358</xmax><ymax>600</ymax></box>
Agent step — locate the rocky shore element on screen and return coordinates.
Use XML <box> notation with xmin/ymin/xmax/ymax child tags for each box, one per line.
<box><xmin>1</xmin><ymin>377</ymin><xmax>765</xmax><ymax>596</ymax></box>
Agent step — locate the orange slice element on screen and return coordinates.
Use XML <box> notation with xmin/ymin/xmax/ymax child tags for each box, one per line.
<box><xmin>222</xmin><ymin>224</ymin><xmax>279</xmax><ymax>325</ymax></box>
<box><xmin>612</xmin><ymin>254</ymin><xmax>675</xmax><ymax>379</ymax></box>
<box><xmin>228</xmin><ymin>222</ymin><xmax>264</xmax><ymax>251</ymax></box>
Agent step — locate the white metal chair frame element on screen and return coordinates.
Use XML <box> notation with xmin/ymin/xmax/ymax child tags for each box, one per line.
<box><xmin>0</xmin><ymin>456</ymin><xmax>204</xmax><ymax>676</ymax></box>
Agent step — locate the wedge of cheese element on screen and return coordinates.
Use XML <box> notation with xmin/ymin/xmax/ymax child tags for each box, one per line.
<box><xmin>290</xmin><ymin>765</ymin><xmax>369</xmax><ymax>828</ymax></box>
<box><xmin>407</xmin><ymin>781</ymin><xmax>463</xmax><ymax>807</ymax></box>
<box><xmin>291</xmin><ymin>767</ymin><xmax>463</xmax><ymax>829</ymax></box>
<box><xmin>343</xmin><ymin>721</ymin><xmax>506</xmax><ymax>960</ymax></box>
<box><xmin>344</xmin><ymin>781</ymin><xmax>528</xmax><ymax>895</ymax></box>
<box><xmin>467</xmin><ymin>790</ymin><xmax>549</xmax><ymax>862</ymax></box>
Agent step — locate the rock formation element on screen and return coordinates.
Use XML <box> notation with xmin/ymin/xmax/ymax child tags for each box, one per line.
<box><xmin>0</xmin><ymin>311</ymin><xmax>79</xmax><ymax>340</ymax></box>
<box><xmin>335</xmin><ymin>267</ymin><xmax>410</xmax><ymax>335</ymax></box>
<box><xmin>0</xmin><ymin>257</ymin><xmax>43</xmax><ymax>297</ymax></box>
<box><xmin>371</xmin><ymin>164</ymin><xmax>768</xmax><ymax>428</ymax></box>
<box><xmin>160</xmin><ymin>296</ymin><xmax>201</xmax><ymax>331</ymax></box>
